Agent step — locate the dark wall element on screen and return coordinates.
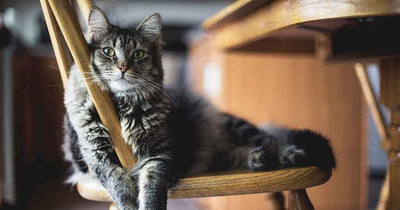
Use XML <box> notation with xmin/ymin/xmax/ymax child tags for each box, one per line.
<box><xmin>12</xmin><ymin>53</ymin><xmax>66</xmax><ymax>207</ymax></box>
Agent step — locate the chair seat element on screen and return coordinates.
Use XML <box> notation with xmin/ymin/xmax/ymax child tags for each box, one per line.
<box><xmin>77</xmin><ymin>166</ymin><xmax>331</xmax><ymax>202</ymax></box>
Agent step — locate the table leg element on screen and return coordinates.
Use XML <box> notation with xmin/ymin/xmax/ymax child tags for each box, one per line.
<box><xmin>377</xmin><ymin>170</ymin><xmax>389</xmax><ymax>210</ymax></box>
<box><xmin>266</xmin><ymin>192</ymin><xmax>285</xmax><ymax>210</ymax></box>
<box><xmin>379</xmin><ymin>59</ymin><xmax>400</xmax><ymax>210</ymax></box>
<box><xmin>288</xmin><ymin>189</ymin><xmax>314</xmax><ymax>210</ymax></box>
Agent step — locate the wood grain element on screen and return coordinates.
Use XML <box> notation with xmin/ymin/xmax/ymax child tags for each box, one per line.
<box><xmin>204</xmin><ymin>0</ymin><xmax>400</xmax><ymax>49</ymax></box>
<box><xmin>77</xmin><ymin>167</ymin><xmax>331</xmax><ymax>202</ymax></box>
<box><xmin>377</xmin><ymin>171</ymin><xmax>389</xmax><ymax>210</ymax></box>
<box><xmin>43</xmin><ymin>0</ymin><xmax>136</xmax><ymax>168</ymax></box>
<box><xmin>203</xmin><ymin>0</ymin><xmax>270</xmax><ymax>30</ymax></box>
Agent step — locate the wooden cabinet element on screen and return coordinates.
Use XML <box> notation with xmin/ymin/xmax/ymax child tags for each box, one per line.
<box><xmin>189</xmin><ymin>35</ymin><xmax>367</xmax><ymax>209</ymax></box>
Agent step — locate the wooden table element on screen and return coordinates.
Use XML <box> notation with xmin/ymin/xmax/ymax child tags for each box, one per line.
<box><xmin>202</xmin><ymin>0</ymin><xmax>400</xmax><ymax>209</ymax></box>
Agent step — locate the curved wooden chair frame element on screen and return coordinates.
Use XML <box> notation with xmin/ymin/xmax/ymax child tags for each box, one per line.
<box><xmin>40</xmin><ymin>0</ymin><xmax>331</xmax><ymax>209</ymax></box>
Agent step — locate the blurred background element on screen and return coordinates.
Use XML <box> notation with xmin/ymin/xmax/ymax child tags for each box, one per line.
<box><xmin>0</xmin><ymin>0</ymin><xmax>389</xmax><ymax>209</ymax></box>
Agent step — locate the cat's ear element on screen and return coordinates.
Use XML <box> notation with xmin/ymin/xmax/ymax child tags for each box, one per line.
<box><xmin>136</xmin><ymin>13</ymin><xmax>161</xmax><ymax>42</ymax></box>
<box><xmin>88</xmin><ymin>7</ymin><xmax>111</xmax><ymax>41</ymax></box>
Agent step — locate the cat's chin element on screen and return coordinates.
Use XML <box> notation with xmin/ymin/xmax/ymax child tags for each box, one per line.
<box><xmin>109</xmin><ymin>78</ymin><xmax>135</xmax><ymax>92</ymax></box>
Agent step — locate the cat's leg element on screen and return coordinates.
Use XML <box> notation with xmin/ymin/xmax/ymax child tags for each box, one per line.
<box><xmin>248</xmin><ymin>146</ymin><xmax>280</xmax><ymax>170</ymax></box>
<box><xmin>66</xmin><ymin>103</ymin><xmax>137</xmax><ymax>209</ymax></box>
<box><xmin>224</xmin><ymin>114</ymin><xmax>335</xmax><ymax>171</ymax></box>
<box><xmin>131</xmin><ymin>155</ymin><xmax>171</xmax><ymax>210</ymax></box>
<box><xmin>253</xmin><ymin>126</ymin><xmax>336</xmax><ymax>170</ymax></box>
<box><xmin>223</xmin><ymin>114</ymin><xmax>282</xmax><ymax>170</ymax></box>
<box><xmin>248</xmin><ymin>144</ymin><xmax>306</xmax><ymax>169</ymax></box>
<box><xmin>62</xmin><ymin>115</ymin><xmax>90</xmax><ymax>184</ymax></box>
<box><xmin>279</xmin><ymin>144</ymin><xmax>306</xmax><ymax>167</ymax></box>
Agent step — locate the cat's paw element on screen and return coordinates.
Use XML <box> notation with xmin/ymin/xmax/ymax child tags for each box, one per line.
<box><xmin>248</xmin><ymin>146</ymin><xmax>277</xmax><ymax>171</ymax></box>
<box><xmin>280</xmin><ymin>145</ymin><xmax>306</xmax><ymax>166</ymax></box>
<box><xmin>248</xmin><ymin>147</ymin><xmax>266</xmax><ymax>170</ymax></box>
<box><xmin>107</xmin><ymin>168</ymin><xmax>138</xmax><ymax>210</ymax></box>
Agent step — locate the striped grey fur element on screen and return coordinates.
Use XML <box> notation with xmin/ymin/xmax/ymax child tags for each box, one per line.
<box><xmin>63</xmin><ymin>7</ymin><xmax>335</xmax><ymax>210</ymax></box>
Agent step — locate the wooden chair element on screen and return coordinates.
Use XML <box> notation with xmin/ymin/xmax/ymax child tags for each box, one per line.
<box><xmin>354</xmin><ymin>64</ymin><xmax>390</xmax><ymax>210</ymax></box>
<box><xmin>40</xmin><ymin>0</ymin><xmax>332</xmax><ymax>209</ymax></box>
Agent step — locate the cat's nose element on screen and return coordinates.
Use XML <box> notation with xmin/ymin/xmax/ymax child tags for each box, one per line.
<box><xmin>118</xmin><ymin>65</ymin><xmax>130</xmax><ymax>73</ymax></box>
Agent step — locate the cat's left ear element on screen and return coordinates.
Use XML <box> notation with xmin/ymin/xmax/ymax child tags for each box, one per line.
<box><xmin>136</xmin><ymin>13</ymin><xmax>161</xmax><ymax>42</ymax></box>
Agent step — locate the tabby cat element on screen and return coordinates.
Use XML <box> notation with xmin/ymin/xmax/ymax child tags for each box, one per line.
<box><xmin>63</xmin><ymin>7</ymin><xmax>335</xmax><ymax>210</ymax></box>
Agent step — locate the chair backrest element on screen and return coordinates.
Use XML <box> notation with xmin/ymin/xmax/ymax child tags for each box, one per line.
<box><xmin>40</xmin><ymin>0</ymin><xmax>136</xmax><ymax>168</ymax></box>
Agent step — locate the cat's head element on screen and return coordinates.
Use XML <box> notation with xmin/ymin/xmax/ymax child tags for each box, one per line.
<box><xmin>87</xmin><ymin>7</ymin><xmax>163</xmax><ymax>92</ymax></box>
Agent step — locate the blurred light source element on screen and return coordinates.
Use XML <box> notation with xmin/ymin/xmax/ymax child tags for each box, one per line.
<box><xmin>203</xmin><ymin>62</ymin><xmax>221</xmax><ymax>98</ymax></box>
<box><xmin>3</xmin><ymin>7</ymin><xmax>16</xmax><ymax>29</ymax></box>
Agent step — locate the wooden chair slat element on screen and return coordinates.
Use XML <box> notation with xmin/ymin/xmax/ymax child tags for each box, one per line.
<box><xmin>42</xmin><ymin>0</ymin><xmax>136</xmax><ymax>168</ymax></box>
<box><xmin>40</xmin><ymin>0</ymin><xmax>72</xmax><ymax>86</ymax></box>
<box><xmin>76</xmin><ymin>0</ymin><xmax>93</xmax><ymax>22</ymax></box>
<box><xmin>77</xmin><ymin>167</ymin><xmax>331</xmax><ymax>201</ymax></box>
<box><xmin>355</xmin><ymin>63</ymin><xmax>388</xmax><ymax>141</ymax></box>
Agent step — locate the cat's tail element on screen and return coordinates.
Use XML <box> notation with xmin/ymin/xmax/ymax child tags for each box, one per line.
<box><xmin>289</xmin><ymin>129</ymin><xmax>336</xmax><ymax>170</ymax></box>
<box><xmin>260</xmin><ymin>124</ymin><xmax>336</xmax><ymax>170</ymax></box>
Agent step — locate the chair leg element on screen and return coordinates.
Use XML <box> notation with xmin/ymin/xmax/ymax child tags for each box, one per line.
<box><xmin>376</xmin><ymin>170</ymin><xmax>389</xmax><ymax>210</ymax></box>
<box><xmin>288</xmin><ymin>189</ymin><xmax>314</xmax><ymax>210</ymax></box>
<box><xmin>379</xmin><ymin>59</ymin><xmax>400</xmax><ymax>209</ymax></box>
<box><xmin>110</xmin><ymin>203</ymin><xmax>117</xmax><ymax>210</ymax></box>
<box><xmin>266</xmin><ymin>192</ymin><xmax>285</xmax><ymax>210</ymax></box>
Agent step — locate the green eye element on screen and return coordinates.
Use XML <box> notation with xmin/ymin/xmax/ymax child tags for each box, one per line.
<box><xmin>133</xmin><ymin>50</ymin><xmax>145</xmax><ymax>60</ymax></box>
<box><xmin>103</xmin><ymin>47</ymin><xmax>115</xmax><ymax>57</ymax></box>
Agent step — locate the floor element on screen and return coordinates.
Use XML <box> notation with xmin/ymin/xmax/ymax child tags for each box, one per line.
<box><xmin>27</xmin><ymin>181</ymin><xmax>110</xmax><ymax>210</ymax></box>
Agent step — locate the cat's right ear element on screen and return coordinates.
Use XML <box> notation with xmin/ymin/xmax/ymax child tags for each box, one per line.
<box><xmin>88</xmin><ymin>7</ymin><xmax>111</xmax><ymax>41</ymax></box>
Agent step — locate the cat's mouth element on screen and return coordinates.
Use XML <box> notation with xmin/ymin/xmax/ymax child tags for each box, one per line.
<box><xmin>108</xmin><ymin>76</ymin><xmax>135</xmax><ymax>91</ymax></box>
<box><xmin>114</xmin><ymin>77</ymin><xmax>132</xmax><ymax>85</ymax></box>
<box><xmin>114</xmin><ymin>75</ymin><xmax>130</xmax><ymax>82</ymax></box>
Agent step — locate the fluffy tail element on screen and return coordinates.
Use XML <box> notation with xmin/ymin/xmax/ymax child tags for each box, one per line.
<box><xmin>260</xmin><ymin>124</ymin><xmax>336</xmax><ymax>170</ymax></box>
<box><xmin>289</xmin><ymin>129</ymin><xmax>336</xmax><ymax>170</ymax></box>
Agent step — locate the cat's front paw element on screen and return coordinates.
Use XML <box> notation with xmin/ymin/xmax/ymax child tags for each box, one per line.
<box><xmin>107</xmin><ymin>168</ymin><xmax>138</xmax><ymax>210</ymax></box>
<box><xmin>248</xmin><ymin>146</ymin><xmax>278</xmax><ymax>171</ymax></box>
<box><xmin>280</xmin><ymin>145</ymin><xmax>306</xmax><ymax>166</ymax></box>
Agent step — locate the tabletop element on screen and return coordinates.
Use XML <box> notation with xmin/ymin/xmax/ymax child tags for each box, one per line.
<box><xmin>203</xmin><ymin>0</ymin><xmax>400</xmax><ymax>52</ymax></box>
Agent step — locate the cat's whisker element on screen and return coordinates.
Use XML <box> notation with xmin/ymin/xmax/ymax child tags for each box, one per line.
<box><xmin>139</xmin><ymin>83</ymin><xmax>163</xmax><ymax>105</ymax></box>
<box><xmin>129</xmin><ymin>74</ymin><xmax>175</xmax><ymax>104</ymax></box>
<box><xmin>130</xmin><ymin>77</ymin><xmax>169</xmax><ymax>104</ymax></box>
<box><xmin>47</xmin><ymin>65</ymin><xmax>60</xmax><ymax>71</ymax></box>
<box><xmin>45</xmin><ymin>83</ymin><xmax>64</xmax><ymax>87</ymax></box>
